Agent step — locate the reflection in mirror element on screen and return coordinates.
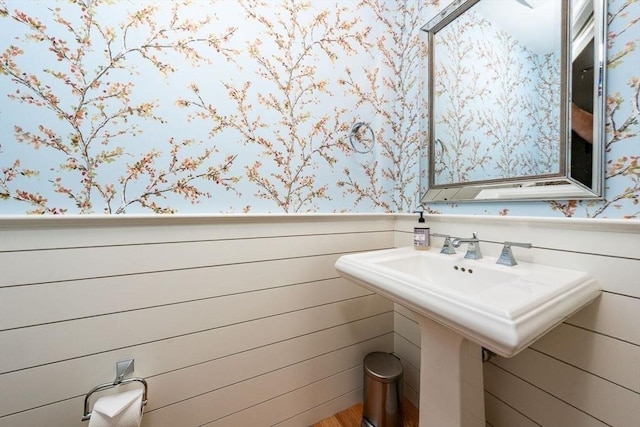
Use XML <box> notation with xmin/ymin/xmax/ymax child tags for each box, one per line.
<box><xmin>571</xmin><ymin>0</ymin><xmax>595</xmax><ymax>187</ymax></box>
<box><xmin>421</xmin><ymin>0</ymin><xmax>606</xmax><ymax>202</ymax></box>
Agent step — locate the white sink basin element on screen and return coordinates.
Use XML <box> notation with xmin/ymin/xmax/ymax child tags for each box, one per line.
<box><xmin>335</xmin><ymin>246</ymin><xmax>600</xmax><ymax>358</ymax></box>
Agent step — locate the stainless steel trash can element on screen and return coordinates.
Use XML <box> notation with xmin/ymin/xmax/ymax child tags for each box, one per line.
<box><xmin>362</xmin><ymin>352</ymin><xmax>403</xmax><ymax>427</ymax></box>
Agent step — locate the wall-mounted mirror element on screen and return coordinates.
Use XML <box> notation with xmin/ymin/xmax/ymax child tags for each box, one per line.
<box><xmin>421</xmin><ymin>0</ymin><xmax>606</xmax><ymax>202</ymax></box>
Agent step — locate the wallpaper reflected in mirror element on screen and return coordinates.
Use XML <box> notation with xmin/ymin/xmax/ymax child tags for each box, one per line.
<box><xmin>430</xmin><ymin>0</ymin><xmax>563</xmax><ymax>187</ymax></box>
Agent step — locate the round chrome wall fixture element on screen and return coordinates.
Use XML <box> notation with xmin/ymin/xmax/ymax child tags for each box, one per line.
<box><xmin>348</xmin><ymin>122</ymin><xmax>375</xmax><ymax>154</ymax></box>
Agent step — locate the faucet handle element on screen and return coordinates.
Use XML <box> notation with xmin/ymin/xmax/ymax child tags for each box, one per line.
<box><xmin>497</xmin><ymin>241</ymin><xmax>532</xmax><ymax>266</ymax></box>
<box><xmin>504</xmin><ymin>241</ymin><xmax>532</xmax><ymax>248</ymax></box>
<box><xmin>465</xmin><ymin>232</ymin><xmax>482</xmax><ymax>260</ymax></box>
<box><xmin>432</xmin><ymin>233</ymin><xmax>456</xmax><ymax>255</ymax></box>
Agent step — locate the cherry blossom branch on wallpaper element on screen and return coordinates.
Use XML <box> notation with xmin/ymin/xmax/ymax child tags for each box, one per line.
<box><xmin>477</xmin><ymin>31</ymin><xmax>560</xmax><ymax>177</ymax></box>
<box><xmin>338</xmin><ymin>0</ymin><xmax>435</xmax><ymax>212</ymax></box>
<box><xmin>432</xmin><ymin>13</ymin><xmax>492</xmax><ymax>184</ymax></box>
<box><xmin>0</xmin><ymin>0</ymin><xmax>239</xmax><ymax>214</ymax></box>
<box><xmin>522</xmin><ymin>52</ymin><xmax>561</xmax><ymax>175</ymax></box>
<box><xmin>607</xmin><ymin>78</ymin><xmax>640</xmax><ymax>148</ymax></box>
<box><xmin>476</xmin><ymin>24</ymin><xmax>542</xmax><ymax>179</ymax></box>
<box><xmin>180</xmin><ymin>0</ymin><xmax>367</xmax><ymax>212</ymax></box>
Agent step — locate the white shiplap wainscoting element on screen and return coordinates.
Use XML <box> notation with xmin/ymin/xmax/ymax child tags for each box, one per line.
<box><xmin>1</xmin><ymin>214</ymin><xmax>638</xmax><ymax>427</ymax></box>
<box><xmin>0</xmin><ymin>214</ymin><xmax>396</xmax><ymax>427</ymax></box>
<box><xmin>393</xmin><ymin>214</ymin><xmax>640</xmax><ymax>427</ymax></box>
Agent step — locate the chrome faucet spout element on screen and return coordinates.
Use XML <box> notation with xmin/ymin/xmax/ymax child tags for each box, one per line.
<box><xmin>452</xmin><ymin>232</ymin><xmax>482</xmax><ymax>260</ymax></box>
<box><xmin>451</xmin><ymin>237</ymin><xmax>476</xmax><ymax>247</ymax></box>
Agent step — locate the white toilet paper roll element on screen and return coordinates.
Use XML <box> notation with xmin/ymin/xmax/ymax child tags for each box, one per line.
<box><xmin>88</xmin><ymin>388</ymin><xmax>144</xmax><ymax>427</ymax></box>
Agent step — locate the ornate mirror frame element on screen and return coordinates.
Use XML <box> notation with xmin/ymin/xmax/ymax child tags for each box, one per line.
<box><xmin>421</xmin><ymin>0</ymin><xmax>606</xmax><ymax>203</ymax></box>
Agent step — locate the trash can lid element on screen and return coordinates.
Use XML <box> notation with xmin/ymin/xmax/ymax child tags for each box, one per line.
<box><xmin>364</xmin><ymin>352</ymin><xmax>403</xmax><ymax>381</ymax></box>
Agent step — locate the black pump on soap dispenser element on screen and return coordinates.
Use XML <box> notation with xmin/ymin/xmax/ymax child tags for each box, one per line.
<box><xmin>413</xmin><ymin>210</ymin><xmax>430</xmax><ymax>250</ymax></box>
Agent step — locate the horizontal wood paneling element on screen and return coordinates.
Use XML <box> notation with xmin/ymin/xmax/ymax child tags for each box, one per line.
<box><xmin>531</xmin><ymin>323</ymin><xmax>640</xmax><ymax>392</ymax></box>
<box><xmin>393</xmin><ymin>307</ymin><xmax>421</xmax><ymax>408</ymax></box>
<box><xmin>141</xmin><ymin>340</ymin><xmax>388</xmax><ymax>427</ymax></box>
<box><xmin>2</xmin><ymin>214</ymin><xmax>638</xmax><ymax>427</ymax></box>
<box><xmin>0</xmin><ymin>254</ymin><xmax>344</xmax><ymax>329</ymax></box>
<box><xmin>0</xmin><ymin>215</ymin><xmax>396</xmax><ymax>427</ymax></box>
<box><xmin>526</xmin><ymin>250</ymin><xmax>640</xmax><ymax>298</ymax></box>
<box><xmin>204</xmin><ymin>365</ymin><xmax>364</xmax><ymax>427</ymax></box>
<box><xmin>0</xmin><ymin>215</ymin><xmax>397</xmax><ymax>251</ymax></box>
<box><xmin>0</xmin><ymin>309</ymin><xmax>393</xmax><ymax>417</ymax></box>
<box><xmin>484</xmin><ymin>362</ymin><xmax>608</xmax><ymax>427</ymax></box>
<box><xmin>566</xmin><ymin>292</ymin><xmax>640</xmax><ymax>345</ymax></box>
<box><xmin>394</xmin><ymin>309</ymin><xmax>420</xmax><ymax>346</ymax></box>
<box><xmin>212</xmin><ymin>366</ymin><xmax>363</xmax><ymax>427</ymax></box>
<box><xmin>0</xmin><ymin>278</ymin><xmax>374</xmax><ymax>374</ymax></box>
<box><xmin>492</xmin><ymin>349</ymin><xmax>639</xmax><ymax>427</ymax></box>
<box><xmin>143</xmin><ymin>318</ymin><xmax>393</xmax><ymax>413</ymax></box>
<box><xmin>393</xmin><ymin>333</ymin><xmax>420</xmax><ymax>374</ymax></box>
<box><xmin>0</xmin><ymin>231</ymin><xmax>393</xmax><ymax>287</ymax></box>
<box><xmin>484</xmin><ymin>392</ymin><xmax>539</xmax><ymax>427</ymax></box>
<box><xmin>393</xmin><ymin>333</ymin><xmax>421</xmax><ymax>411</ymax></box>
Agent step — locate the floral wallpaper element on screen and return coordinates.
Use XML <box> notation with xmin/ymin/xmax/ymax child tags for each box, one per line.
<box><xmin>0</xmin><ymin>0</ymin><xmax>638</xmax><ymax>218</ymax></box>
<box><xmin>0</xmin><ymin>0</ymin><xmax>429</xmax><ymax>214</ymax></box>
<box><xmin>432</xmin><ymin>8</ymin><xmax>561</xmax><ymax>185</ymax></box>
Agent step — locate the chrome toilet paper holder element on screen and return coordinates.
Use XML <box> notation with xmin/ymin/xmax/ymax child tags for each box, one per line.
<box><xmin>82</xmin><ymin>358</ymin><xmax>148</xmax><ymax>421</ymax></box>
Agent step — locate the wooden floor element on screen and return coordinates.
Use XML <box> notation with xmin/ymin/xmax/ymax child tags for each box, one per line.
<box><xmin>312</xmin><ymin>399</ymin><xmax>419</xmax><ymax>427</ymax></box>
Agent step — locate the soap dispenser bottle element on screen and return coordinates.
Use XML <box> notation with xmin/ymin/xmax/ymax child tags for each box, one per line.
<box><xmin>413</xmin><ymin>211</ymin><xmax>430</xmax><ymax>250</ymax></box>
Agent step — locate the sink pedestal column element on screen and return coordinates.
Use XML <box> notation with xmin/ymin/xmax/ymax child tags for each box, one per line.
<box><xmin>417</xmin><ymin>315</ymin><xmax>485</xmax><ymax>427</ymax></box>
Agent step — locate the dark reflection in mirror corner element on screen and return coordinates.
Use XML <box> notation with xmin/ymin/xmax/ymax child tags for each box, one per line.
<box><xmin>571</xmin><ymin>37</ymin><xmax>595</xmax><ymax>188</ymax></box>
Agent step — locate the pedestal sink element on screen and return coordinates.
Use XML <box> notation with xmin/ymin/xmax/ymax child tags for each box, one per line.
<box><xmin>335</xmin><ymin>247</ymin><xmax>600</xmax><ymax>427</ymax></box>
